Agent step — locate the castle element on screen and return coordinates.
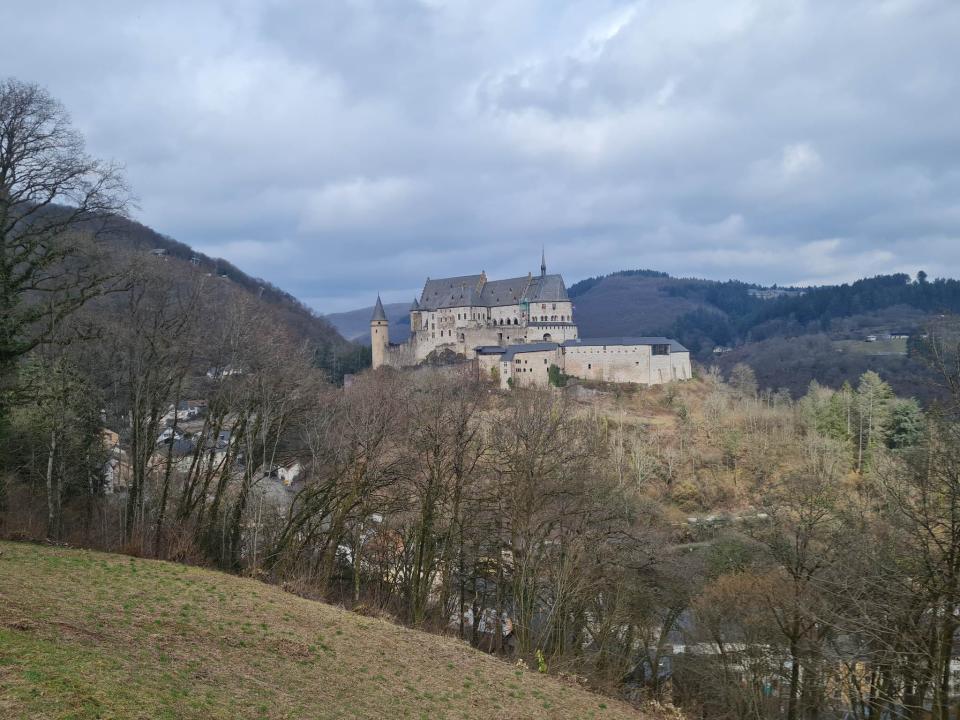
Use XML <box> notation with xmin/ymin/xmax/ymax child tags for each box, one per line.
<box><xmin>371</xmin><ymin>253</ymin><xmax>692</xmax><ymax>389</ymax></box>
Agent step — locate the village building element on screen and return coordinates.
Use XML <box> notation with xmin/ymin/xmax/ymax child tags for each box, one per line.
<box><xmin>371</xmin><ymin>254</ymin><xmax>692</xmax><ymax>388</ymax></box>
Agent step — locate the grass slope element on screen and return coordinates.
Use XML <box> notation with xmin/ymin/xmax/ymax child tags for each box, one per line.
<box><xmin>0</xmin><ymin>542</ymin><xmax>640</xmax><ymax>720</ymax></box>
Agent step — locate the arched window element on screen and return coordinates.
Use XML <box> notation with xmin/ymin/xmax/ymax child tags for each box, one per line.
<box><xmin>543</xmin><ymin>333</ymin><xmax>552</xmax><ymax>341</ymax></box>
<box><xmin>513</xmin><ymin>318</ymin><xmax>519</xmax><ymax>325</ymax></box>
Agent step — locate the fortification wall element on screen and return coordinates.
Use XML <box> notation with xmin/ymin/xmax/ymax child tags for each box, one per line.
<box><xmin>562</xmin><ymin>344</ymin><xmax>690</xmax><ymax>385</ymax></box>
<box><xmin>384</xmin><ymin>342</ymin><xmax>417</xmax><ymax>368</ymax></box>
<box><xmin>562</xmin><ymin>345</ymin><xmax>614</xmax><ymax>382</ymax></box>
<box><xmin>500</xmin><ymin>348</ymin><xmax>558</xmax><ymax>389</ymax></box>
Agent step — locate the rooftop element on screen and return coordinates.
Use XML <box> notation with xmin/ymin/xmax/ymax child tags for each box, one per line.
<box><xmin>563</xmin><ymin>337</ymin><xmax>689</xmax><ymax>352</ymax></box>
<box><xmin>500</xmin><ymin>342</ymin><xmax>559</xmax><ymax>361</ymax></box>
<box><xmin>417</xmin><ymin>271</ymin><xmax>569</xmax><ymax>311</ymax></box>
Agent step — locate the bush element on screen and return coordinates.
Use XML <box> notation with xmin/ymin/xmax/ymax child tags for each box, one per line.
<box><xmin>547</xmin><ymin>364</ymin><xmax>568</xmax><ymax>388</ymax></box>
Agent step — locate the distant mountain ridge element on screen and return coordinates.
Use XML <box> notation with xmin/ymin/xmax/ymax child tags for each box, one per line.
<box><xmin>324</xmin><ymin>301</ymin><xmax>412</xmax><ymax>345</ymax></box>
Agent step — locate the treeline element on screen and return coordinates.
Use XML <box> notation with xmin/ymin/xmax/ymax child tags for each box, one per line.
<box><xmin>6</xmin><ymin>318</ymin><xmax>960</xmax><ymax>719</ymax></box>
<box><xmin>663</xmin><ymin>272</ymin><xmax>960</xmax><ymax>352</ymax></box>
<box><xmin>568</xmin><ymin>268</ymin><xmax>670</xmax><ymax>298</ymax></box>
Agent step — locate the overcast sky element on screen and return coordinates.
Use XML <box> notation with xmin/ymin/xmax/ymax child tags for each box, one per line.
<box><xmin>4</xmin><ymin>1</ymin><xmax>959</xmax><ymax>312</ymax></box>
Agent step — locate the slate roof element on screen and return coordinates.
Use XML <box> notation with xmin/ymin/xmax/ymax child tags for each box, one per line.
<box><xmin>370</xmin><ymin>296</ymin><xmax>387</xmax><ymax>322</ymax></box>
<box><xmin>563</xmin><ymin>337</ymin><xmax>689</xmax><ymax>352</ymax></box>
<box><xmin>500</xmin><ymin>343</ymin><xmax>559</xmax><ymax>361</ymax></box>
<box><xmin>474</xmin><ymin>346</ymin><xmax>507</xmax><ymax>355</ymax></box>
<box><xmin>418</xmin><ymin>272</ymin><xmax>570</xmax><ymax>310</ymax></box>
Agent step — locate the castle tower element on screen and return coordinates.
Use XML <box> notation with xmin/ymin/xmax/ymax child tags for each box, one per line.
<box><xmin>370</xmin><ymin>295</ymin><xmax>389</xmax><ymax>369</ymax></box>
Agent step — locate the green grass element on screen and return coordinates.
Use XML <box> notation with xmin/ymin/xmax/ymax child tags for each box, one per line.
<box><xmin>0</xmin><ymin>542</ymin><xmax>641</xmax><ymax>719</ymax></box>
<box><xmin>833</xmin><ymin>338</ymin><xmax>907</xmax><ymax>356</ymax></box>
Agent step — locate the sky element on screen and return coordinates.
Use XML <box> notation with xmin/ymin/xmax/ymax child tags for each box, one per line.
<box><xmin>4</xmin><ymin>0</ymin><xmax>959</xmax><ymax>312</ymax></box>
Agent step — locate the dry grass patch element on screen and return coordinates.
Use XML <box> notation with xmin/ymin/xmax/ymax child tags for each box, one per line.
<box><xmin>0</xmin><ymin>541</ymin><xmax>644</xmax><ymax>719</ymax></box>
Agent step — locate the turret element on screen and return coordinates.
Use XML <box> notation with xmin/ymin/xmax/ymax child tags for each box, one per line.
<box><xmin>540</xmin><ymin>247</ymin><xmax>547</xmax><ymax>277</ymax></box>
<box><xmin>409</xmin><ymin>297</ymin><xmax>421</xmax><ymax>334</ymax></box>
<box><xmin>370</xmin><ymin>295</ymin><xmax>389</xmax><ymax>369</ymax></box>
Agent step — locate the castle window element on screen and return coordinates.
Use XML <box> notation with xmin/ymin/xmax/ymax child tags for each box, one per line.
<box><xmin>588</xmin><ymin>363</ymin><xmax>592</xmax><ymax>369</ymax></box>
<box><xmin>652</xmin><ymin>344</ymin><xmax>670</xmax><ymax>356</ymax></box>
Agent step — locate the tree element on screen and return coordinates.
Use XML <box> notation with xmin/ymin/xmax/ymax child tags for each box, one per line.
<box><xmin>855</xmin><ymin>371</ymin><xmax>894</xmax><ymax>471</ymax></box>
<box><xmin>885</xmin><ymin>399</ymin><xmax>924</xmax><ymax>450</ymax></box>
<box><xmin>0</xmin><ymin>78</ymin><xmax>129</xmax><ymax>431</ymax></box>
<box><xmin>729</xmin><ymin>363</ymin><xmax>758</xmax><ymax>399</ymax></box>
<box><xmin>547</xmin><ymin>364</ymin><xmax>567</xmax><ymax>388</ymax></box>
<box><xmin>750</xmin><ymin>436</ymin><xmax>849</xmax><ymax>720</ymax></box>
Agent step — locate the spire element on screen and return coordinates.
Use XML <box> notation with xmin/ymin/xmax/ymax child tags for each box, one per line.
<box><xmin>410</xmin><ymin>297</ymin><xmax>420</xmax><ymax>311</ymax></box>
<box><xmin>370</xmin><ymin>295</ymin><xmax>387</xmax><ymax>323</ymax></box>
<box><xmin>540</xmin><ymin>246</ymin><xmax>546</xmax><ymax>277</ymax></box>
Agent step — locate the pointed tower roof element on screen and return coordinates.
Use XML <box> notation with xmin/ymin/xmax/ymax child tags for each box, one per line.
<box><xmin>370</xmin><ymin>295</ymin><xmax>388</xmax><ymax>323</ymax></box>
<box><xmin>540</xmin><ymin>246</ymin><xmax>546</xmax><ymax>277</ymax></box>
<box><xmin>410</xmin><ymin>297</ymin><xmax>420</xmax><ymax>311</ymax></box>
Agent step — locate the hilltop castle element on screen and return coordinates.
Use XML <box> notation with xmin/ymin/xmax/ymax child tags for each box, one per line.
<box><xmin>371</xmin><ymin>253</ymin><xmax>692</xmax><ymax>389</ymax></box>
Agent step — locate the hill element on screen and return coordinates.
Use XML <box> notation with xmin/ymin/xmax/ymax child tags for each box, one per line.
<box><xmin>569</xmin><ymin>270</ymin><xmax>959</xmax><ymax>401</ymax></box>
<box><xmin>325</xmin><ymin>301</ymin><xmax>413</xmax><ymax>344</ymax></box>
<box><xmin>0</xmin><ymin>542</ymin><xmax>642</xmax><ymax>720</ymax></box>
<box><xmin>93</xmin><ymin>214</ymin><xmax>370</xmax><ymax>382</ymax></box>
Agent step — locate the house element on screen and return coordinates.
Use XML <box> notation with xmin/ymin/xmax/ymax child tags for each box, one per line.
<box><xmin>103</xmin><ymin>452</ymin><xmax>132</xmax><ymax>492</ymax></box>
<box><xmin>150</xmin><ymin>248</ymin><xmax>168</xmax><ymax>258</ymax></box>
<box><xmin>865</xmin><ymin>335</ymin><xmax>878</xmax><ymax>343</ymax></box>
<box><xmin>747</xmin><ymin>287</ymin><xmax>806</xmax><ymax>300</ymax></box>
<box><xmin>889</xmin><ymin>331</ymin><xmax>910</xmax><ymax>340</ymax></box>
<box><xmin>263</xmin><ymin>460</ymin><xmax>303</xmax><ymax>486</ymax></box>
<box><xmin>162</xmin><ymin>400</ymin><xmax>206</xmax><ymax>425</ymax></box>
<box><xmin>101</xmin><ymin>428</ymin><xmax>130</xmax><ymax>492</ymax></box>
<box><xmin>156</xmin><ymin>427</ymin><xmax>184</xmax><ymax>445</ymax></box>
<box><xmin>206</xmin><ymin>364</ymin><xmax>242</xmax><ymax>379</ymax></box>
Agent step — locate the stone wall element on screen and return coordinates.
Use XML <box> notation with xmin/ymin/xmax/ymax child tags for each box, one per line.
<box><xmin>500</xmin><ymin>348</ymin><xmax>560</xmax><ymax>389</ymax></box>
<box><xmin>562</xmin><ymin>344</ymin><xmax>692</xmax><ymax>385</ymax></box>
<box><xmin>383</xmin><ymin>341</ymin><xmax>417</xmax><ymax>368</ymax></box>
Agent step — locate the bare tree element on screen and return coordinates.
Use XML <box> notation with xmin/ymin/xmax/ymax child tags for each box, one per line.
<box><xmin>0</xmin><ymin>78</ymin><xmax>129</xmax><ymax>426</ymax></box>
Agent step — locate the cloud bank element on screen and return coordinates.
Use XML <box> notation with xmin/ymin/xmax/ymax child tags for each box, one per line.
<box><xmin>4</xmin><ymin>0</ymin><xmax>958</xmax><ymax>310</ymax></box>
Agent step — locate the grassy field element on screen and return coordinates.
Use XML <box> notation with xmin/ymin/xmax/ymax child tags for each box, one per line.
<box><xmin>832</xmin><ymin>338</ymin><xmax>907</xmax><ymax>355</ymax></box>
<box><xmin>0</xmin><ymin>542</ymin><xmax>642</xmax><ymax>720</ymax></box>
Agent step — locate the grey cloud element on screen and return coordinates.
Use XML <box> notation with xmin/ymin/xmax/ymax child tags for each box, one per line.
<box><xmin>2</xmin><ymin>0</ymin><xmax>959</xmax><ymax>312</ymax></box>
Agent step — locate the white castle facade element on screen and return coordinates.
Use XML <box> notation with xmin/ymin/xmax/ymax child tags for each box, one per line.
<box><xmin>371</xmin><ymin>253</ymin><xmax>692</xmax><ymax>389</ymax></box>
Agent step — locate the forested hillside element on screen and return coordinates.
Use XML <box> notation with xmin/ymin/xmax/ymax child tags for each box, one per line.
<box><xmin>95</xmin><ymin>214</ymin><xmax>369</xmax><ymax>382</ymax></box>
<box><xmin>570</xmin><ymin>269</ymin><xmax>960</xmax><ymax>400</ymax></box>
